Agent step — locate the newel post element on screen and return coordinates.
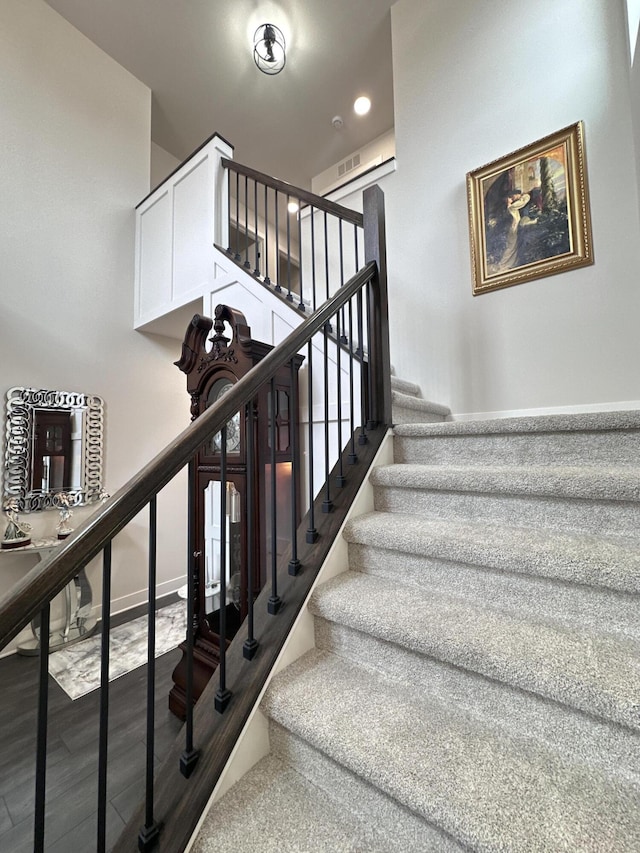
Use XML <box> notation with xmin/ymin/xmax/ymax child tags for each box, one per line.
<box><xmin>363</xmin><ymin>184</ymin><xmax>392</xmax><ymax>429</ymax></box>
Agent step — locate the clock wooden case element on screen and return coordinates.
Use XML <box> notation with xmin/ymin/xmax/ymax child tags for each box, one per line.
<box><xmin>169</xmin><ymin>304</ymin><xmax>303</xmax><ymax>719</ymax></box>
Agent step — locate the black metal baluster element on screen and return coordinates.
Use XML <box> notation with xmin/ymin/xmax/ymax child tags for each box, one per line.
<box><xmin>323</xmin><ymin>211</ymin><xmax>330</xmax><ymax>303</ymax></box>
<box><xmin>288</xmin><ymin>359</ymin><xmax>301</xmax><ymax>575</ymax></box>
<box><xmin>297</xmin><ymin>198</ymin><xmax>305</xmax><ymax>311</ymax></box>
<box><xmin>349</xmin><ymin>227</ymin><xmax>359</xmax><ymax>463</ymax></box>
<box><xmin>306</xmin><ymin>340</ymin><xmax>318</xmax><ymax>543</ymax></box>
<box><xmin>244</xmin><ymin>176</ymin><xmax>250</xmax><ymax>268</ymax></box>
<box><xmin>264</xmin><ymin>184</ymin><xmax>271</xmax><ymax>286</ymax></box>
<box><xmin>268</xmin><ymin>379</ymin><xmax>282</xmax><ymax>613</ymax></box>
<box><xmin>357</xmin><ymin>288</ymin><xmax>368</xmax><ymax>445</ymax></box>
<box><xmin>348</xmin><ymin>295</ymin><xmax>357</xmax><ymax>465</ymax></box>
<box><xmin>181</xmin><ymin>457</ymin><xmax>199</xmax><ymax>777</ymax></box>
<box><xmin>97</xmin><ymin>542</ymin><xmax>112</xmax><ymax>853</ymax></box>
<box><xmin>336</xmin><ymin>310</ymin><xmax>345</xmax><ymax>487</ymax></box>
<box><xmin>226</xmin><ymin>171</ymin><xmax>233</xmax><ymax>255</ymax></box>
<box><xmin>139</xmin><ymin>499</ymin><xmax>161</xmax><ymax>851</ymax></box>
<box><xmin>253</xmin><ymin>180</ymin><xmax>260</xmax><ymax>276</ymax></box>
<box><xmin>274</xmin><ymin>191</ymin><xmax>281</xmax><ymax>292</ymax></box>
<box><xmin>33</xmin><ymin>602</ymin><xmax>51</xmax><ymax>853</ymax></box>
<box><xmin>339</xmin><ymin>221</ymin><xmax>348</xmax><ymax>344</ymax></box>
<box><xmin>215</xmin><ymin>430</ymin><xmax>232</xmax><ymax>712</ymax></box>
<box><xmin>243</xmin><ymin>400</ymin><xmax>258</xmax><ymax>659</ymax></box>
<box><xmin>322</xmin><ymin>321</ymin><xmax>333</xmax><ymax>512</ymax></box>
<box><xmin>310</xmin><ymin>206</ymin><xmax>317</xmax><ymax>312</ymax></box>
<box><xmin>365</xmin><ymin>281</ymin><xmax>376</xmax><ymax>430</ymax></box>
<box><xmin>286</xmin><ymin>194</ymin><xmax>293</xmax><ymax>302</ymax></box>
<box><xmin>234</xmin><ymin>171</ymin><xmax>241</xmax><ymax>261</ymax></box>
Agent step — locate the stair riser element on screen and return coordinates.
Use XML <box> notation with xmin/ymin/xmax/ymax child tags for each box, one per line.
<box><xmin>268</xmin><ymin>720</ymin><xmax>463</xmax><ymax>852</ymax></box>
<box><xmin>347</xmin><ymin>543</ymin><xmax>640</xmax><ymax>633</ymax></box>
<box><xmin>374</xmin><ymin>486</ymin><xmax>640</xmax><ymax>540</ymax></box>
<box><xmin>313</xmin><ymin>616</ymin><xmax>640</xmax><ymax>779</ymax></box>
<box><xmin>395</xmin><ymin>430</ymin><xmax>640</xmax><ymax>467</ymax></box>
<box><xmin>392</xmin><ymin>405</ymin><xmax>447</xmax><ymax>424</ymax></box>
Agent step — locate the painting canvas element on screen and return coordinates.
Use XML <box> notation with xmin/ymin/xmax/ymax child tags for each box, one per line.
<box><xmin>466</xmin><ymin>122</ymin><xmax>593</xmax><ymax>295</ymax></box>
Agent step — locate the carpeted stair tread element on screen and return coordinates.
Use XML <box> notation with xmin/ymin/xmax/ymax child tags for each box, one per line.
<box><xmin>313</xmin><ymin>618</ymin><xmax>640</xmax><ymax>781</ymax></box>
<box><xmin>190</xmin><ymin>753</ymin><xmax>401</xmax><ymax>853</ymax></box>
<box><xmin>391</xmin><ymin>391</ymin><xmax>451</xmax><ymax>421</ymax></box>
<box><xmin>262</xmin><ymin>649</ymin><xmax>640</xmax><ymax>852</ymax></box>
<box><xmin>371</xmin><ymin>462</ymin><xmax>640</xmax><ymax>502</ymax></box>
<box><xmin>344</xmin><ymin>510</ymin><xmax>640</xmax><ymax>595</ymax></box>
<box><xmin>393</xmin><ymin>410</ymin><xmax>640</xmax><ymax>436</ymax></box>
<box><xmin>268</xmin><ymin>722</ymin><xmax>464</xmax><ymax>852</ymax></box>
<box><xmin>308</xmin><ymin>571</ymin><xmax>640</xmax><ymax>730</ymax></box>
<box><xmin>390</xmin><ymin>375</ymin><xmax>421</xmax><ymax>397</ymax></box>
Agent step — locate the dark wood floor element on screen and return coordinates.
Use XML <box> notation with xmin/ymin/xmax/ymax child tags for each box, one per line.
<box><xmin>0</xmin><ymin>636</ymin><xmax>183</xmax><ymax>852</ymax></box>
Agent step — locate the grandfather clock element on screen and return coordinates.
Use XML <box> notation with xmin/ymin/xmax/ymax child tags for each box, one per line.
<box><xmin>169</xmin><ymin>304</ymin><xmax>303</xmax><ymax>719</ymax></box>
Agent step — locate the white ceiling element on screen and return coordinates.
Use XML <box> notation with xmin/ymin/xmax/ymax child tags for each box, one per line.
<box><xmin>45</xmin><ymin>0</ymin><xmax>396</xmax><ymax>189</ymax></box>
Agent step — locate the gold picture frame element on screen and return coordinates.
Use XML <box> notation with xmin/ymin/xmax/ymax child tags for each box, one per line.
<box><xmin>466</xmin><ymin>121</ymin><xmax>593</xmax><ymax>295</ymax></box>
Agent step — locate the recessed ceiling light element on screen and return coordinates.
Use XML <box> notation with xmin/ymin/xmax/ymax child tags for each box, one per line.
<box><xmin>287</xmin><ymin>201</ymin><xmax>299</xmax><ymax>214</ymax></box>
<box><xmin>353</xmin><ymin>96</ymin><xmax>371</xmax><ymax>116</ymax></box>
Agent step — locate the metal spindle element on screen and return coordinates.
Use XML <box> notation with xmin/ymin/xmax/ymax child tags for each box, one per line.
<box><xmin>264</xmin><ymin>184</ymin><xmax>271</xmax><ymax>285</ymax></box>
<box><xmin>226</xmin><ymin>174</ymin><xmax>233</xmax><ymax>255</ymax></box>
<box><xmin>244</xmin><ymin>176</ymin><xmax>250</xmax><ymax>268</ymax></box>
<box><xmin>234</xmin><ymin>171</ymin><xmax>241</xmax><ymax>261</ymax></box>
<box><xmin>253</xmin><ymin>180</ymin><xmax>260</xmax><ymax>276</ymax></box>
<box><xmin>349</xmin><ymin>226</ymin><xmax>359</xmax><ymax>462</ymax></box>
<box><xmin>306</xmin><ymin>340</ymin><xmax>318</xmax><ymax>543</ymax></box>
<box><xmin>286</xmin><ymin>194</ymin><xmax>293</xmax><ymax>301</ymax></box>
<box><xmin>323</xmin><ymin>211</ymin><xmax>330</xmax><ymax>302</ymax></box>
<box><xmin>267</xmin><ymin>379</ymin><xmax>282</xmax><ymax>613</ymax></box>
<box><xmin>215</xmin><ymin>430</ymin><xmax>232</xmax><ymax>712</ymax></box>
<box><xmin>33</xmin><ymin>602</ymin><xmax>51</xmax><ymax>853</ymax></box>
<box><xmin>181</xmin><ymin>458</ymin><xmax>199</xmax><ymax>777</ymax></box>
<box><xmin>310</xmin><ymin>206</ymin><xmax>317</xmax><ymax>312</ymax></box>
<box><xmin>357</xmin><ymin>289</ymin><xmax>368</xmax><ymax>445</ymax></box>
<box><xmin>297</xmin><ymin>198</ymin><xmax>305</xmax><ymax>311</ymax></box>
<box><xmin>348</xmin><ymin>296</ymin><xmax>357</xmax><ymax>464</ymax></box>
<box><xmin>274</xmin><ymin>191</ymin><xmax>281</xmax><ymax>292</ymax></box>
<box><xmin>322</xmin><ymin>321</ymin><xmax>333</xmax><ymax>512</ymax></box>
<box><xmin>97</xmin><ymin>543</ymin><xmax>112</xmax><ymax>853</ymax></box>
<box><xmin>336</xmin><ymin>310</ymin><xmax>345</xmax><ymax>487</ymax></box>
<box><xmin>138</xmin><ymin>499</ymin><xmax>161</xmax><ymax>851</ymax></box>
<box><xmin>289</xmin><ymin>359</ymin><xmax>301</xmax><ymax>575</ymax></box>
<box><xmin>339</xmin><ymin>221</ymin><xmax>348</xmax><ymax>344</ymax></box>
<box><xmin>243</xmin><ymin>400</ymin><xmax>258</xmax><ymax>659</ymax></box>
<box><xmin>365</xmin><ymin>284</ymin><xmax>376</xmax><ymax>430</ymax></box>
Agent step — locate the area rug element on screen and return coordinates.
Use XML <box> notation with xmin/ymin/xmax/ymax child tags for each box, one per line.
<box><xmin>48</xmin><ymin>600</ymin><xmax>186</xmax><ymax>700</ymax></box>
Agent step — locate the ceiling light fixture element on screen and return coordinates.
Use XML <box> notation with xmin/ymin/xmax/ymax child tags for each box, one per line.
<box><xmin>253</xmin><ymin>23</ymin><xmax>286</xmax><ymax>75</ymax></box>
<box><xmin>287</xmin><ymin>201</ymin><xmax>299</xmax><ymax>214</ymax></box>
<box><xmin>354</xmin><ymin>96</ymin><xmax>371</xmax><ymax>116</ymax></box>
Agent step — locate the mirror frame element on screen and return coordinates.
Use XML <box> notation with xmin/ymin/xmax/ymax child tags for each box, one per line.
<box><xmin>4</xmin><ymin>387</ymin><xmax>104</xmax><ymax>511</ymax></box>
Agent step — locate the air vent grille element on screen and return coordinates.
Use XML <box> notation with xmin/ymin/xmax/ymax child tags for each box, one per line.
<box><xmin>337</xmin><ymin>152</ymin><xmax>361</xmax><ymax>179</ymax></box>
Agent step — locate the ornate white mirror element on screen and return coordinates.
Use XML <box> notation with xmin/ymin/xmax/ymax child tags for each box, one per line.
<box><xmin>3</xmin><ymin>387</ymin><xmax>104</xmax><ymax>511</ymax></box>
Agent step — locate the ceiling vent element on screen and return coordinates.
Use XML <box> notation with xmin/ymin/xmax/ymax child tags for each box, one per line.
<box><xmin>337</xmin><ymin>152</ymin><xmax>361</xmax><ymax>178</ymax></box>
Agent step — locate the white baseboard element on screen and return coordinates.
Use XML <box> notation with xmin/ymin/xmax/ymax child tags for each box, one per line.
<box><xmin>92</xmin><ymin>575</ymin><xmax>187</xmax><ymax>620</ymax></box>
<box><xmin>452</xmin><ymin>400</ymin><xmax>640</xmax><ymax>422</ymax></box>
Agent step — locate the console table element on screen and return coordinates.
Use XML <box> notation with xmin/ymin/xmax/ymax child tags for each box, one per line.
<box><xmin>1</xmin><ymin>538</ymin><xmax>97</xmax><ymax>655</ymax></box>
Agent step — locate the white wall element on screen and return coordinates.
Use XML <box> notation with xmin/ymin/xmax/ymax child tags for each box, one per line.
<box><xmin>0</xmin><ymin>0</ymin><xmax>188</xmax><ymax>653</ymax></box>
<box><xmin>388</xmin><ymin>0</ymin><xmax>640</xmax><ymax>417</ymax></box>
<box><xmin>151</xmin><ymin>142</ymin><xmax>181</xmax><ymax>191</ymax></box>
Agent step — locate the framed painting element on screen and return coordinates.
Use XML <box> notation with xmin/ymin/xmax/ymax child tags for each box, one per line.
<box><xmin>466</xmin><ymin>121</ymin><xmax>593</xmax><ymax>295</ymax></box>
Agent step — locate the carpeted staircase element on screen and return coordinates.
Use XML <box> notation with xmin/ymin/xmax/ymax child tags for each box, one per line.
<box><xmin>192</xmin><ymin>392</ymin><xmax>640</xmax><ymax>852</ymax></box>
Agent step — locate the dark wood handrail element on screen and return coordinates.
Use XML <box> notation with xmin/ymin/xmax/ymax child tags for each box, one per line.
<box><xmin>222</xmin><ymin>158</ymin><xmax>364</xmax><ymax>228</ymax></box>
<box><xmin>0</xmin><ymin>261</ymin><xmax>377</xmax><ymax>653</ymax></box>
